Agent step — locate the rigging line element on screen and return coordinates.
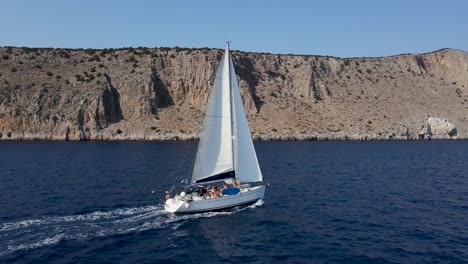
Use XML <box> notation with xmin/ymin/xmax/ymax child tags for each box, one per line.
<box><xmin>189</xmin><ymin>138</ymin><xmax>198</xmax><ymax>185</ymax></box>
<box><xmin>155</xmin><ymin>192</ymin><xmax>165</xmax><ymax>204</ymax></box>
<box><xmin>169</xmin><ymin>140</ymin><xmax>192</xmax><ymax>192</ymax></box>
<box><xmin>228</xmin><ymin>50</ymin><xmax>236</xmax><ymax>178</ymax></box>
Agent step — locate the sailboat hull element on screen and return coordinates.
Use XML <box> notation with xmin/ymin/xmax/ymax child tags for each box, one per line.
<box><xmin>165</xmin><ymin>185</ymin><xmax>265</xmax><ymax>214</ymax></box>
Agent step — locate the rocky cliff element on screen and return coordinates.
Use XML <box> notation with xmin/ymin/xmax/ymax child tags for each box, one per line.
<box><xmin>0</xmin><ymin>46</ymin><xmax>467</xmax><ymax>140</ymax></box>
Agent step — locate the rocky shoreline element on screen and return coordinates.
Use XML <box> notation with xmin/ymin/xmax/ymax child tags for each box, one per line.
<box><xmin>1</xmin><ymin>47</ymin><xmax>467</xmax><ymax>141</ymax></box>
<box><xmin>0</xmin><ymin>131</ymin><xmax>464</xmax><ymax>142</ymax></box>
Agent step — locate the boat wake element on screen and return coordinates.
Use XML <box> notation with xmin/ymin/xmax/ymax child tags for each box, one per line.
<box><xmin>250</xmin><ymin>199</ymin><xmax>265</xmax><ymax>208</ymax></box>
<box><xmin>0</xmin><ymin>203</ymin><xmax>261</xmax><ymax>257</ymax></box>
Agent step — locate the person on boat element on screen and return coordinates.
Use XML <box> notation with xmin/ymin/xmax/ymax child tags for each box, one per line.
<box><xmin>235</xmin><ymin>179</ymin><xmax>241</xmax><ymax>188</ymax></box>
<box><xmin>165</xmin><ymin>191</ymin><xmax>171</xmax><ymax>200</ymax></box>
<box><xmin>199</xmin><ymin>186</ymin><xmax>208</xmax><ymax>196</ymax></box>
<box><xmin>223</xmin><ymin>181</ymin><xmax>229</xmax><ymax>190</ymax></box>
<box><xmin>209</xmin><ymin>186</ymin><xmax>215</xmax><ymax>198</ymax></box>
<box><xmin>210</xmin><ymin>186</ymin><xmax>221</xmax><ymax>198</ymax></box>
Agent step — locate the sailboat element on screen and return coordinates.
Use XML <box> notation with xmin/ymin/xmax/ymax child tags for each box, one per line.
<box><xmin>164</xmin><ymin>43</ymin><xmax>265</xmax><ymax>213</ymax></box>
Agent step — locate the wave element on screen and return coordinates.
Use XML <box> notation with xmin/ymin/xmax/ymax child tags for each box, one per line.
<box><xmin>0</xmin><ymin>202</ymin><xmax>263</xmax><ymax>257</ymax></box>
<box><xmin>250</xmin><ymin>199</ymin><xmax>265</xmax><ymax>208</ymax></box>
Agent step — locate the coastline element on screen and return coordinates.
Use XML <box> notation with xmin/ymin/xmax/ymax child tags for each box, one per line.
<box><xmin>1</xmin><ymin>47</ymin><xmax>467</xmax><ymax>142</ymax></box>
<box><xmin>0</xmin><ymin>132</ymin><xmax>462</xmax><ymax>141</ymax></box>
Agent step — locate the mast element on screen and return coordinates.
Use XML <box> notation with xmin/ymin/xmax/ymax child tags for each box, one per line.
<box><xmin>226</xmin><ymin>41</ymin><xmax>236</xmax><ymax>181</ymax></box>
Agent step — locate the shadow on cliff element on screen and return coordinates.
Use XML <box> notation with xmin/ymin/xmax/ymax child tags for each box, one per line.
<box><xmin>309</xmin><ymin>61</ymin><xmax>332</xmax><ymax>102</ymax></box>
<box><xmin>150</xmin><ymin>66</ymin><xmax>174</xmax><ymax>112</ymax></box>
<box><xmin>233</xmin><ymin>56</ymin><xmax>263</xmax><ymax>113</ymax></box>
<box><xmin>103</xmin><ymin>74</ymin><xmax>124</xmax><ymax>123</ymax></box>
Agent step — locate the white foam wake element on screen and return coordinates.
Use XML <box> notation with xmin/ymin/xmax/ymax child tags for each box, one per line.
<box><xmin>250</xmin><ymin>199</ymin><xmax>265</xmax><ymax>208</ymax></box>
<box><xmin>0</xmin><ymin>203</ymin><xmax>257</xmax><ymax>257</ymax></box>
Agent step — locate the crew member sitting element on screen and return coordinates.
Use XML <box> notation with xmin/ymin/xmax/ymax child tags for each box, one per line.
<box><xmin>199</xmin><ymin>186</ymin><xmax>208</xmax><ymax>196</ymax></box>
<box><xmin>235</xmin><ymin>179</ymin><xmax>241</xmax><ymax>188</ymax></box>
<box><xmin>211</xmin><ymin>186</ymin><xmax>221</xmax><ymax>198</ymax></box>
<box><xmin>165</xmin><ymin>191</ymin><xmax>171</xmax><ymax>200</ymax></box>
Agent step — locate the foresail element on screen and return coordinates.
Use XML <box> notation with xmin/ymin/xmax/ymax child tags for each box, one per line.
<box><xmin>191</xmin><ymin>49</ymin><xmax>234</xmax><ymax>184</ymax></box>
<box><xmin>229</xmin><ymin>54</ymin><xmax>263</xmax><ymax>183</ymax></box>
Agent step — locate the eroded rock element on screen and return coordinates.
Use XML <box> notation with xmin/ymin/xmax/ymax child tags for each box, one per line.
<box><xmin>419</xmin><ymin>117</ymin><xmax>458</xmax><ymax>139</ymax></box>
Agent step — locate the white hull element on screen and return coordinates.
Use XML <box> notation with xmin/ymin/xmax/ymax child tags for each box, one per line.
<box><xmin>165</xmin><ymin>185</ymin><xmax>265</xmax><ymax>213</ymax></box>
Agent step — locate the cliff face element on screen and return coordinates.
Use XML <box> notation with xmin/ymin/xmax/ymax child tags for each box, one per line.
<box><xmin>0</xmin><ymin>47</ymin><xmax>467</xmax><ymax>140</ymax></box>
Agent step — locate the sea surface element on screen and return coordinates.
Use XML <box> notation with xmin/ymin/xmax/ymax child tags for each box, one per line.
<box><xmin>0</xmin><ymin>141</ymin><xmax>467</xmax><ymax>263</ymax></box>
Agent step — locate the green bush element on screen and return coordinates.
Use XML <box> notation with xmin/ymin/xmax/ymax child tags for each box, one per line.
<box><xmin>85</xmin><ymin>49</ymin><xmax>96</xmax><ymax>55</ymax></box>
<box><xmin>58</xmin><ymin>50</ymin><xmax>71</xmax><ymax>58</ymax></box>
<box><xmin>93</xmin><ymin>55</ymin><xmax>101</xmax><ymax>62</ymax></box>
<box><xmin>75</xmin><ymin>74</ymin><xmax>85</xmax><ymax>82</ymax></box>
<box><xmin>127</xmin><ymin>55</ymin><xmax>138</xmax><ymax>63</ymax></box>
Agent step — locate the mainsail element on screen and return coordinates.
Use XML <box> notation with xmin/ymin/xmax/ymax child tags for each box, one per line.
<box><xmin>191</xmin><ymin>44</ymin><xmax>263</xmax><ymax>184</ymax></box>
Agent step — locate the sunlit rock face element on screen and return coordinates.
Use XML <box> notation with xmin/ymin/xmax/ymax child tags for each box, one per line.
<box><xmin>0</xmin><ymin>47</ymin><xmax>467</xmax><ymax>140</ymax></box>
<box><xmin>419</xmin><ymin>117</ymin><xmax>458</xmax><ymax>139</ymax></box>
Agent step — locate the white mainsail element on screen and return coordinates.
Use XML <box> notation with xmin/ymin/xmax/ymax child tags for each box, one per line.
<box><xmin>191</xmin><ymin>45</ymin><xmax>263</xmax><ymax>184</ymax></box>
<box><xmin>191</xmin><ymin>48</ymin><xmax>233</xmax><ymax>183</ymax></box>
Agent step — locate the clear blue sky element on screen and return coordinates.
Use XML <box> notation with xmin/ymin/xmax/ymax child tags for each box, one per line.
<box><xmin>1</xmin><ymin>0</ymin><xmax>467</xmax><ymax>57</ymax></box>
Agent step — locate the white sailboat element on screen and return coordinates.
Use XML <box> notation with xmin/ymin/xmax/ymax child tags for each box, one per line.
<box><xmin>164</xmin><ymin>43</ymin><xmax>265</xmax><ymax>213</ymax></box>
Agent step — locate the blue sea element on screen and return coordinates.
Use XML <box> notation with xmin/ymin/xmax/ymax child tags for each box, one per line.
<box><xmin>0</xmin><ymin>141</ymin><xmax>467</xmax><ymax>263</ymax></box>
